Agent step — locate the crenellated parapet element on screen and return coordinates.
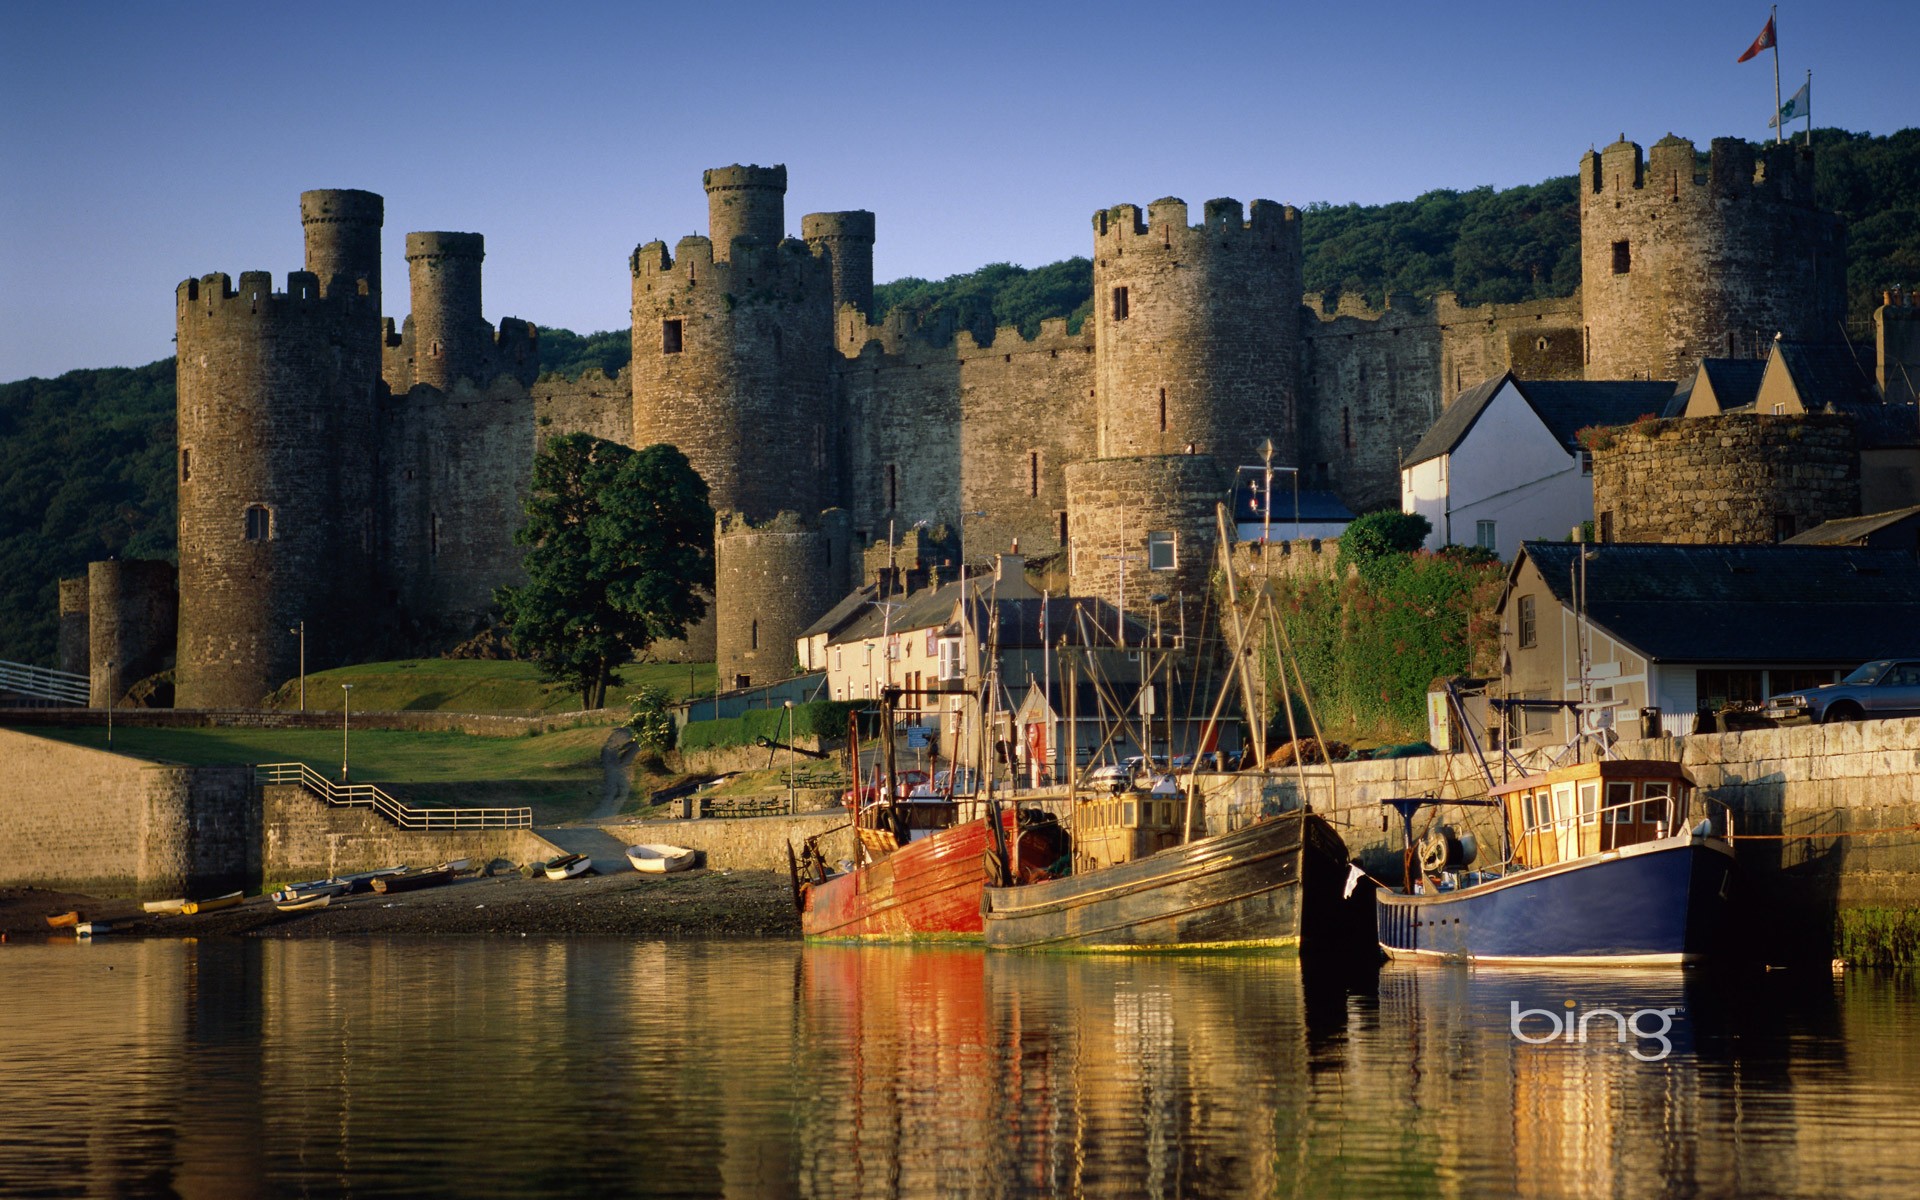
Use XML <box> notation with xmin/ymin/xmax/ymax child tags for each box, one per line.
<box><xmin>1092</xmin><ymin>195</ymin><xmax>1304</xmax><ymax>465</ymax></box>
<box><xmin>803</xmin><ymin>210</ymin><xmax>876</xmax><ymax>319</ymax></box>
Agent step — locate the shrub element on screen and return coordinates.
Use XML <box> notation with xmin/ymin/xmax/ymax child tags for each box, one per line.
<box><xmin>1336</xmin><ymin>510</ymin><xmax>1431</xmax><ymax>584</ymax></box>
<box><xmin>626</xmin><ymin>686</ymin><xmax>676</xmax><ymax>751</ymax></box>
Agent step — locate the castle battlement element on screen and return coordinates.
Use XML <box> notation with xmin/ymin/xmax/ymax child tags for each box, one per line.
<box><xmin>630</xmin><ymin>233</ymin><xmax>827</xmax><ymax>298</ymax></box>
<box><xmin>175</xmin><ymin>270</ymin><xmax>371</xmax><ymax>321</ymax></box>
<box><xmin>955</xmin><ymin>316</ymin><xmax>1093</xmax><ymax>358</ymax></box>
<box><xmin>1583</xmin><ymin>135</ymin><xmax>1817</xmax><ymax>207</ymax></box>
<box><xmin>405</xmin><ymin>231</ymin><xmax>484</xmax><ymax>261</ymax></box>
<box><xmin>1092</xmin><ymin>196</ymin><xmax>1299</xmax><ymax>257</ymax></box>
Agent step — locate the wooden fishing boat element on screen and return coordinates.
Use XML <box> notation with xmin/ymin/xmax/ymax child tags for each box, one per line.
<box><xmin>75</xmin><ymin>921</ymin><xmax>116</xmax><ymax>936</ymax></box>
<box><xmin>181</xmin><ymin>891</ymin><xmax>243</xmax><ymax>915</ymax></box>
<box><xmin>626</xmin><ymin>844</ymin><xmax>697</xmax><ymax>874</ymax></box>
<box><xmin>794</xmin><ymin>805</ymin><xmax>1063</xmax><ymax>940</ymax></box>
<box><xmin>371</xmin><ymin>866</ymin><xmax>455</xmax><ymax>894</ymax></box>
<box><xmin>542</xmin><ymin>853</ymin><xmax>594</xmax><ymax>881</ymax></box>
<box><xmin>981</xmin><ymin>797</ymin><xmax>1364</xmax><ymax>953</ymax></box>
<box><xmin>45</xmin><ymin>911</ymin><xmax>81</xmax><ymax>929</ymax></box>
<box><xmin>1375</xmin><ymin>757</ymin><xmax>1736</xmax><ymax>965</ymax></box>
<box><xmin>336</xmin><ymin>867</ymin><xmax>406</xmax><ymax>894</ymax></box>
<box><xmin>141</xmin><ymin>898</ymin><xmax>187</xmax><ymax>915</ymax></box>
<box><xmin>275</xmin><ymin>894</ymin><xmax>333</xmax><ymax>913</ymax></box>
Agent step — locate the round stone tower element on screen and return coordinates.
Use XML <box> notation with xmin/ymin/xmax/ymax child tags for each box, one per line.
<box><xmin>1091</xmin><ymin>197</ymin><xmax>1303</xmax><ymax>467</ymax></box>
<box><xmin>1580</xmin><ymin>135</ymin><xmax>1845</xmax><ymax>382</ymax></box>
<box><xmin>714</xmin><ymin>510</ymin><xmax>851</xmax><ymax>689</ymax></box>
<box><xmin>1589</xmin><ymin>411</ymin><xmax>1859</xmax><ymax>544</ymax></box>
<box><xmin>87</xmin><ymin>559</ymin><xmax>178</xmax><ymax>707</ymax></box>
<box><xmin>403</xmin><ymin>231</ymin><xmax>490</xmax><ymax>390</ymax></box>
<box><xmin>300</xmin><ymin>188</ymin><xmax>384</xmax><ymax>306</ymax></box>
<box><xmin>174</xmin><ymin>257</ymin><xmax>383</xmax><ymax>707</ymax></box>
<box><xmin>802</xmin><ymin>210</ymin><xmax>876</xmax><ymax>319</ymax></box>
<box><xmin>629</xmin><ymin>225</ymin><xmax>835</xmax><ymax>519</ymax></box>
<box><xmin>703</xmin><ymin>164</ymin><xmax>787</xmax><ymax>261</ymax></box>
<box><xmin>1065</xmin><ymin>455</ymin><xmax>1229</xmax><ymax>624</ymax></box>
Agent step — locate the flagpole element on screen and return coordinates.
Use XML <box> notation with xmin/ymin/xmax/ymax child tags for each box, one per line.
<box><xmin>1804</xmin><ymin>69</ymin><xmax>1812</xmax><ymax>147</ymax></box>
<box><xmin>1771</xmin><ymin>5</ymin><xmax>1782</xmax><ymax>145</ymax></box>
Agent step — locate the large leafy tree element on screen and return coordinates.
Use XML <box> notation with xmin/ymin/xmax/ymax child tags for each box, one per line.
<box><xmin>497</xmin><ymin>435</ymin><xmax>714</xmax><ymax>710</ymax></box>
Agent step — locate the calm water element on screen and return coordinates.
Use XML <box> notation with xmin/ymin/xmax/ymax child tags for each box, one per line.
<box><xmin>2</xmin><ymin>940</ymin><xmax>1917</xmax><ymax>1199</ymax></box>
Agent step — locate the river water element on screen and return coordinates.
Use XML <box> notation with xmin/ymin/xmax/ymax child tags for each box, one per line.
<box><xmin>2</xmin><ymin>939</ymin><xmax>1917</xmax><ymax>1198</ymax></box>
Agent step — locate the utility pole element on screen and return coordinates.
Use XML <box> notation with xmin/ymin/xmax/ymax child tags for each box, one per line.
<box><xmin>340</xmin><ymin>683</ymin><xmax>354</xmax><ymax>782</ymax></box>
<box><xmin>288</xmin><ymin>620</ymin><xmax>306</xmax><ymax>711</ymax></box>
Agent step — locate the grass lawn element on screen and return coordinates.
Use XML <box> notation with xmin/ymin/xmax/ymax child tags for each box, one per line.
<box><xmin>260</xmin><ymin>658</ymin><xmax>715</xmax><ymax>715</ymax></box>
<box><xmin>29</xmin><ymin>725</ymin><xmax>613</xmax><ymax>825</ymax></box>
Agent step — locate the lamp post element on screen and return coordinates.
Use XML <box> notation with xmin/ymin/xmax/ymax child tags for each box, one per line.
<box><xmin>105</xmin><ymin>658</ymin><xmax>115</xmax><ymax>749</ymax></box>
<box><xmin>340</xmin><ymin>683</ymin><xmax>353</xmax><ymax>782</ymax></box>
<box><xmin>288</xmin><ymin>620</ymin><xmax>306</xmax><ymax>711</ymax></box>
<box><xmin>784</xmin><ymin>700</ymin><xmax>797</xmax><ymax>815</ymax></box>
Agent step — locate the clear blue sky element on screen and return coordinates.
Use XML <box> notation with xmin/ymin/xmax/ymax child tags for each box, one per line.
<box><xmin>1</xmin><ymin>0</ymin><xmax>1912</xmax><ymax>381</ymax></box>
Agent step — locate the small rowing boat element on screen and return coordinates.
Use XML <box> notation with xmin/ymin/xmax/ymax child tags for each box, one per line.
<box><xmin>371</xmin><ymin>866</ymin><xmax>454</xmax><ymax>894</ymax></box>
<box><xmin>337</xmin><ymin>867</ymin><xmax>407</xmax><ymax>894</ymax></box>
<box><xmin>141</xmin><ymin>898</ymin><xmax>187</xmax><ymax>915</ymax></box>
<box><xmin>543</xmin><ymin>853</ymin><xmax>594</xmax><ymax>881</ymax></box>
<box><xmin>75</xmin><ymin>921</ymin><xmax>116</xmax><ymax>936</ymax></box>
<box><xmin>45</xmin><ymin>911</ymin><xmax>81</xmax><ymax>929</ymax></box>
<box><xmin>276</xmin><ymin>894</ymin><xmax>332</xmax><ymax>913</ymax></box>
<box><xmin>182</xmin><ymin>891</ymin><xmax>244</xmax><ymax>915</ymax></box>
<box><xmin>270</xmin><ymin>880</ymin><xmax>349</xmax><ymax>905</ymax></box>
<box><xmin>626</xmin><ymin>844</ymin><xmax>697</xmax><ymax>874</ymax></box>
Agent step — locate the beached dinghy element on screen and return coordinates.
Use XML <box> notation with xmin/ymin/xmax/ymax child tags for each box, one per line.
<box><xmin>75</xmin><ymin>921</ymin><xmax>118</xmax><ymax>936</ymax></box>
<box><xmin>275</xmin><ymin>894</ymin><xmax>333</xmax><ymax>913</ymax></box>
<box><xmin>45</xmin><ymin>911</ymin><xmax>81</xmax><ymax>928</ymax></box>
<box><xmin>141</xmin><ymin>898</ymin><xmax>188</xmax><ymax>915</ymax></box>
<box><xmin>371</xmin><ymin>866</ymin><xmax>455</xmax><ymax>894</ymax></box>
<box><xmin>181</xmin><ymin>892</ymin><xmax>243</xmax><ymax>915</ymax></box>
<box><xmin>626</xmin><ymin>844</ymin><xmax>697</xmax><ymax>874</ymax></box>
<box><xmin>543</xmin><ymin>853</ymin><xmax>594</xmax><ymax>880</ymax></box>
<box><xmin>270</xmin><ymin>880</ymin><xmax>349</xmax><ymax>905</ymax></box>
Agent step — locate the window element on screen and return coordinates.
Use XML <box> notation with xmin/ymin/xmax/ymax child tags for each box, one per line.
<box><xmin>1028</xmin><ymin>451</ymin><xmax>1040</xmax><ymax>498</ymax></box>
<box><xmin>1612</xmin><ymin>240</ymin><xmax>1631</xmax><ymax>274</ymax></box>
<box><xmin>1773</xmin><ymin>513</ymin><xmax>1795</xmax><ymax>542</ymax></box>
<box><xmin>1158</xmin><ymin>388</ymin><xmax>1167</xmax><ymax>432</ymax></box>
<box><xmin>1598</xmin><ymin>511</ymin><xmax>1614</xmax><ymax>543</ymax></box>
<box><xmin>1580</xmin><ymin>451</ymin><xmax>1593</xmax><ymax>476</ymax></box>
<box><xmin>1641</xmin><ymin>781</ymin><xmax>1673</xmax><ymax>826</ymax></box>
<box><xmin>662</xmin><ymin>319</ymin><xmax>683</xmax><ymax>354</ymax></box>
<box><xmin>1518</xmin><ymin>595</ymin><xmax>1537</xmax><ymax>648</ymax></box>
<box><xmin>1578</xmin><ymin>782</ymin><xmax>1599</xmax><ymax>826</ymax></box>
<box><xmin>887</xmin><ymin>464</ymin><xmax>898</xmax><ymax>510</ymax></box>
<box><xmin>1606</xmin><ymin>781</ymin><xmax>1636</xmax><ymax>824</ymax></box>
<box><xmin>180</xmin><ymin>448</ymin><xmax>191</xmax><ymax>483</ymax></box>
<box><xmin>1147</xmin><ymin>531</ymin><xmax>1176</xmax><ymax>571</ymax></box>
<box><xmin>1058</xmin><ymin>511</ymin><xmax>1068</xmax><ymax>547</ymax></box>
<box><xmin>1521</xmin><ymin>790</ymin><xmax>1538</xmax><ymax>830</ymax></box>
<box><xmin>1111</xmin><ymin>286</ymin><xmax>1130</xmax><ymax>321</ymax></box>
<box><xmin>244</xmin><ymin>504</ymin><xmax>272</xmax><ymax>541</ymax></box>
<box><xmin>1476</xmin><ymin>520</ymin><xmax>1497</xmax><ymax>552</ymax></box>
<box><xmin>750</xmin><ymin>619</ymin><xmax>758</xmax><ymax>650</ymax></box>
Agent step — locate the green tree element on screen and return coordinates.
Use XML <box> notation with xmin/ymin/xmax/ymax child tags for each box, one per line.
<box><xmin>1336</xmin><ymin>510</ymin><xmax>1432</xmax><ymax>584</ymax></box>
<box><xmin>497</xmin><ymin>435</ymin><xmax>714</xmax><ymax>710</ymax></box>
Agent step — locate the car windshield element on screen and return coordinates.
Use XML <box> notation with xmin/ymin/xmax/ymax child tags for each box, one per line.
<box><xmin>1841</xmin><ymin>660</ymin><xmax>1895</xmax><ymax>686</ymax></box>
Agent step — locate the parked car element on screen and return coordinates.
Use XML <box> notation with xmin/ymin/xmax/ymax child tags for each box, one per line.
<box><xmin>1764</xmin><ymin>659</ymin><xmax>1920</xmax><ymax>723</ymax></box>
<box><xmin>1077</xmin><ymin>763</ymin><xmax>1134</xmax><ymax>792</ymax></box>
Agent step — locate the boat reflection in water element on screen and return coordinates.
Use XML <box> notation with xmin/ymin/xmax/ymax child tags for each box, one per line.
<box><xmin>4</xmin><ymin>941</ymin><xmax>1920</xmax><ymax>1198</ymax></box>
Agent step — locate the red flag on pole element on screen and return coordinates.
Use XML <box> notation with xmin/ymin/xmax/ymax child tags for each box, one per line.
<box><xmin>1737</xmin><ymin>14</ymin><xmax>1776</xmax><ymax>62</ymax></box>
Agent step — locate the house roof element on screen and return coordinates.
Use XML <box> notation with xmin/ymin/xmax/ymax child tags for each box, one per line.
<box><xmin>1834</xmin><ymin>401</ymin><xmax>1920</xmax><ymax>449</ymax></box>
<box><xmin>1692</xmin><ymin>358</ymin><xmax>1767</xmax><ymax>414</ymax></box>
<box><xmin>819</xmin><ymin>584</ymin><xmax>1148</xmax><ymax>649</ymax></box>
<box><xmin>1404</xmin><ymin>373</ymin><xmax>1674</xmax><ymax>468</ymax></box>
<box><xmin>1783</xmin><ymin>505</ymin><xmax>1920</xmax><ymax>546</ymax></box>
<box><xmin>1231</xmin><ymin>482</ymin><xmax>1355</xmax><ymax>524</ymax></box>
<box><xmin>954</xmin><ymin>595</ymin><xmax>1149</xmax><ymax>648</ymax></box>
<box><xmin>1514</xmin><ymin>541</ymin><xmax>1920</xmax><ymax>664</ymax></box>
<box><xmin>799</xmin><ymin>582</ymin><xmax>879</xmax><ymax>639</ymax></box>
<box><xmin>1774</xmin><ymin>340</ymin><xmax>1880</xmax><ymax>409</ymax></box>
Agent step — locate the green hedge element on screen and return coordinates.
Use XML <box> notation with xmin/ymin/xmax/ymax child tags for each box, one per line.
<box><xmin>679</xmin><ymin>700</ymin><xmax>868</xmax><ymax>752</ymax></box>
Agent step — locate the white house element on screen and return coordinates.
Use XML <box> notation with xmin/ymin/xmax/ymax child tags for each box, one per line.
<box><xmin>1401</xmin><ymin>372</ymin><xmax>1674</xmax><ymax>559</ymax></box>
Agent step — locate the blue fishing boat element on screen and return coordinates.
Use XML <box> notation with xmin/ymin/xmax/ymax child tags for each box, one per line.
<box><xmin>1375</xmin><ymin>758</ymin><xmax>1735</xmax><ymax>965</ymax></box>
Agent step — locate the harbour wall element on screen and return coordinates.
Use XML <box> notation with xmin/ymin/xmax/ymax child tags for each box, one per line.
<box><xmin>261</xmin><ymin>785</ymin><xmax>562</xmax><ymax>885</ymax></box>
<box><xmin>0</xmin><ymin>706</ymin><xmax>628</xmax><ymax>738</ymax></box>
<box><xmin>605</xmin><ymin>812</ymin><xmax>854</xmax><ymax>873</ymax></box>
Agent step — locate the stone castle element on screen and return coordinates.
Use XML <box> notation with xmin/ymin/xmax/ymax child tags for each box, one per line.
<box><xmin>125</xmin><ymin>133</ymin><xmax>1846</xmax><ymax>708</ymax></box>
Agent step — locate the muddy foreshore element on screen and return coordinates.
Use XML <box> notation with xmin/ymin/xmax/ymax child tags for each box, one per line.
<box><xmin>0</xmin><ymin>868</ymin><xmax>801</xmax><ymax>941</ymax></box>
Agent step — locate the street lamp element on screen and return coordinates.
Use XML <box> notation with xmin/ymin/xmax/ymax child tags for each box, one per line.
<box><xmin>340</xmin><ymin>683</ymin><xmax>353</xmax><ymax>782</ymax></box>
<box><xmin>105</xmin><ymin>658</ymin><xmax>115</xmax><ymax>749</ymax></box>
<box><xmin>784</xmin><ymin>700</ymin><xmax>797</xmax><ymax>815</ymax></box>
<box><xmin>288</xmin><ymin>620</ymin><xmax>306</xmax><ymax>711</ymax></box>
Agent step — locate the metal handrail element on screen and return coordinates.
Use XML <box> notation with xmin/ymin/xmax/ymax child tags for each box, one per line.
<box><xmin>0</xmin><ymin>659</ymin><xmax>89</xmax><ymax>706</ymax></box>
<box><xmin>256</xmin><ymin>762</ymin><xmax>532</xmax><ymax>830</ymax></box>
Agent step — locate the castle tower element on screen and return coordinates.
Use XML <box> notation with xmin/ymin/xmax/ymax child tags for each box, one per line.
<box><xmin>300</xmin><ymin>188</ymin><xmax>384</xmax><ymax>306</ymax></box>
<box><xmin>1064</xmin><ymin>455</ymin><xmax>1228</xmax><ymax>625</ymax></box>
<box><xmin>703</xmin><ymin>164</ymin><xmax>787</xmax><ymax>261</ymax></box>
<box><xmin>87</xmin><ymin>559</ymin><xmax>178</xmax><ymax>707</ymax></box>
<box><xmin>803</xmin><ymin>210</ymin><xmax>876</xmax><ymax>320</ymax></box>
<box><xmin>1877</xmin><ymin>289</ymin><xmax>1920</xmax><ymax>406</ymax></box>
<box><xmin>174</xmin><ymin>257</ymin><xmax>383</xmax><ymax>707</ymax></box>
<box><xmin>1091</xmin><ymin>197</ymin><xmax>1303</xmax><ymax>466</ymax></box>
<box><xmin>402</xmin><ymin>232</ymin><xmax>491</xmax><ymax>391</ymax></box>
<box><xmin>714</xmin><ymin>510</ymin><xmax>852</xmax><ymax>689</ymax></box>
<box><xmin>1580</xmin><ymin>136</ymin><xmax>1846</xmax><ymax>382</ymax></box>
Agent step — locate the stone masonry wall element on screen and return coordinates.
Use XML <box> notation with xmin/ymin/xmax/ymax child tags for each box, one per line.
<box><xmin>58</xmin><ymin>577</ymin><xmax>89</xmax><ymax>677</ymax></box>
<box><xmin>957</xmin><ymin>319</ymin><xmax>1097</xmax><ymax>559</ymax></box>
<box><xmin>1066</xmin><ymin>455</ymin><xmax>1229</xmax><ymax>623</ymax></box>
<box><xmin>0</xmin><ymin>729</ymin><xmax>256</xmax><ymax>899</ymax></box>
<box><xmin>261</xmin><ymin>784</ymin><xmax>559</xmax><ymax>883</ymax></box>
<box><xmin>532</xmin><ymin>370</ymin><xmax>634</xmax><ymax>447</ymax></box>
<box><xmin>604</xmin><ymin>811</ymin><xmax>853</xmax><ymax>873</ymax></box>
<box><xmin>1591</xmin><ymin>411</ymin><xmax>1859</xmax><ymax>543</ymax></box>
<box><xmin>87</xmin><ymin>559</ymin><xmax>177</xmax><ymax>707</ymax></box>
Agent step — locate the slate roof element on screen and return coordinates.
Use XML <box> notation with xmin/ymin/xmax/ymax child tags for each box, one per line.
<box><xmin>1783</xmin><ymin>505</ymin><xmax>1920</xmax><ymax>546</ymax></box>
<box><xmin>1775</xmin><ymin>340</ymin><xmax>1880</xmax><ymax>409</ymax></box>
<box><xmin>819</xmin><ymin>585</ymin><xmax>1146</xmax><ymax>649</ymax></box>
<box><xmin>799</xmin><ymin>582</ymin><xmax>879</xmax><ymax>639</ymax></box>
<box><xmin>1514</xmin><ymin>541</ymin><xmax>1920</xmax><ymax>664</ymax></box>
<box><xmin>1834</xmin><ymin>401</ymin><xmax>1920</xmax><ymax>449</ymax></box>
<box><xmin>1231</xmin><ymin>482</ymin><xmax>1355</xmax><ymax>524</ymax></box>
<box><xmin>1690</xmin><ymin>358</ymin><xmax>1767</xmax><ymax>414</ymax></box>
<box><xmin>1404</xmin><ymin>373</ymin><xmax>1674</xmax><ymax>468</ymax></box>
<box><xmin>954</xmin><ymin>595</ymin><xmax>1149</xmax><ymax>649</ymax></box>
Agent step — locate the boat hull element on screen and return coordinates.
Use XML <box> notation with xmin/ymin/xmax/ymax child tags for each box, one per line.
<box><xmin>801</xmin><ymin>811</ymin><xmax>1024</xmax><ymax>940</ymax></box>
<box><xmin>628</xmin><ymin>844</ymin><xmax>697</xmax><ymax>874</ymax></box>
<box><xmin>1375</xmin><ymin>835</ymin><xmax>1735</xmax><ymax>965</ymax></box>
<box><xmin>981</xmin><ymin>812</ymin><xmax>1358</xmax><ymax>953</ymax></box>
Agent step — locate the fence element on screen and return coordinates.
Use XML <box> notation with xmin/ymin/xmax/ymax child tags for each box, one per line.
<box><xmin>0</xmin><ymin>659</ymin><xmax>88</xmax><ymax>707</ymax></box>
<box><xmin>256</xmin><ymin>762</ymin><xmax>533</xmax><ymax>830</ymax></box>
